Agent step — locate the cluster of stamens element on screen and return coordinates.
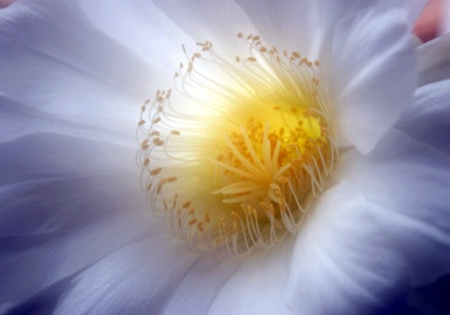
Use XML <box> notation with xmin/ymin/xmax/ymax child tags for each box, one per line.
<box><xmin>137</xmin><ymin>33</ymin><xmax>338</xmax><ymax>256</ymax></box>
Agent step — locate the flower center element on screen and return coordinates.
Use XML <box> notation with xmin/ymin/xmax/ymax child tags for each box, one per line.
<box><xmin>137</xmin><ymin>34</ymin><xmax>338</xmax><ymax>255</ymax></box>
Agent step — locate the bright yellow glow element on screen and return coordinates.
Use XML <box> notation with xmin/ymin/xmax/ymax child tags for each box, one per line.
<box><xmin>137</xmin><ymin>34</ymin><xmax>337</xmax><ymax>255</ymax></box>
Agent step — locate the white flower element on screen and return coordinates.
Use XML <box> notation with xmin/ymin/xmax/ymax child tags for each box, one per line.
<box><xmin>1</xmin><ymin>0</ymin><xmax>450</xmax><ymax>315</ymax></box>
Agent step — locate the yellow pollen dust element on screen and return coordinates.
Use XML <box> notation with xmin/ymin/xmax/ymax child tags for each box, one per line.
<box><xmin>137</xmin><ymin>33</ymin><xmax>337</xmax><ymax>256</ymax></box>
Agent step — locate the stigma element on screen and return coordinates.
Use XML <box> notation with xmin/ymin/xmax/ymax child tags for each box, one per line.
<box><xmin>137</xmin><ymin>33</ymin><xmax>338</xmax><ymax>256</ymax></box>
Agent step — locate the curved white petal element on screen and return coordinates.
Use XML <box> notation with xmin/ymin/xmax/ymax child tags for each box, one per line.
<box><xmin>397</xmin><ymin>79</ymin><xmax>450</xmax><ymax>156</ymax></box>
<box><xmin>56</xmin><ymin>237</ymin><xmax>297</xmax><ymax>315</ymax></box>
<box><xmin>235</xmin><ymin>0</ymin><xmax>324</xmax><ymax>57</ymax></box>
<box><xmin>327</xmin><ymin>7</ymin><xmax>415</xmax><ymax>154</ymax></box>
<box><xmin>161</xmin><ymin>252</ymin><xmax>241</xmax><ymax>315</ymax></box>
<box><xmin>416</xmin><ymin>33</ymin><xmax>450</xmax><ymax>87</ymax></box>
<box><xmin>0</xmin><ymin>93</ymin><xmax>142</xmax><ymax>146</ymax></box>
<box><xmin>78</xmin><ymin>0</ymin><xmax>193</xmax><ymax>69</ymax></box>
<box><xmin>205</xmin><ymin>239</ymin><xmax>295</xmax><ymax>315</ymax></box>
<box><xmin>0</xmin><ymin>94</ymin><xmax>80</xmax><ymax>143</ymax></box>
<box><xmin>91</xmin><ymin>230</ymin><xmax>295</xmax><ymax>315</ymax></box>
<box><xmin>0</xmin><ymin>134</ymin><xmax>148</xmax><ymax>307</ymax></box>
<box><xmin>344</xmin><ymin>130</ymin><xmax>450</xmax><ymax>285</ymax></box>
<box><xmin>0</xmin><ymin>175</ymin><xmax>153</xmax><ymax>307</ymax></box>
<box><xmin>288</xmin><ymin>130</ymin><xmax>450</xmax><ymax>315</ymax></box>
<box><xmin>0</xmin><ymin>133</ymin><xmax>136</xmax><ymax>185</ymax></box>
<box><xmin>235</xmin><ymin>0</ymin><xmax>426</xmax><ymax>57</ymax></box>
<box><xmin>0</xmin><ymin>0</ymin><xmax>158</xmax><ymax>142</ymax></box>
<box><xmin>53</xmin><ymin>237</ymin><xmax>198</xmax><ymax>315</ymax></box>
<box><xmin>79</xmin><ymin>0</ymin><xmax>260</xmax><ymax>64</ymax></box>
<box><xmin>150</xmin><ymin>0</ymin><xmax>259</xmax><ymax>58</ymax></box>
<box><xmin>395</xmin><ymin>34</ymin><xmax>450</xmax><ymax>155</ymax></box>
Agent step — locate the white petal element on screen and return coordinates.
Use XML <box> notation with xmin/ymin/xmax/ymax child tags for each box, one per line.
<box><xmin>328</xmin><ymin>7</ymin><xmax>415</xmax><ymax>154</ymax></box>
<box><xmin>0</xmin><ymin>94</ymin><xmax>75</xmax><ymax>143</ymax></box>
<box><xmin>0</xmin><ymin>134</ymin><xmax>148</xmax><ymax>306</ymax></box>
<box><xmin>235</xmin><ymin>0</ymin><xmax>321</xmax><ymax>56</ymax></box>
<box><xmin>397</xmin><ymin>80</ymin><xmax>450</xmax><ymax>156</ymax></box>
<box><xmin>52</xmin><ymin>213</ymin><xmax>298</xmax><ymax>315</ymax></box>
<box><xmin>56</xmin><ymin>242</ymin><xmax>292</xmax><ymax>315</ymax></box>
<box><xmin>150</xmin><ymin>0</ymin><xmax>259</xmax><ymax>58</ymax></box>
<box><xmin>205</xmin><ymin>239</ymin><xmax>295</xmax><ymax>315</ymax></box>
<box><xmin>78</xmin><ymin>0</ymin><xmax>193</xmax><ymax>69</ymax></box>
<box><xmin>0</xmin><ymin>93</ymin><xmax>139</xmax><ymax>145</ymax></box>
<box><xmin>416</xmin><ymin>33</ymin><xmax>450</xmax><ymax>87</ymax></box>
<box><xmin>53</xmin><ymin>238</ymin><xmax>198</xmax><ymax>315</ymax></box>
<box><xmin>235</xmin><ymin>0</ymin><xmax>426</xmax><ymax>57</ymax></box>
<box><xmin>161</xmin><ymin>252</ymin><xmax>241</xmax><ymax>315</ymax></box>
<box><xmin>287</xmin><ymin>181</ymin><xmax>392</xmax><ymax>315</ymax></box>
<box><xmin>0</xmin><ymin>133</ymin><xmax>136</xmax><ymax>185</ymax></box>
<box><xmin>395</xmin><ymin>34</ymin><xmax>450</xmax><ymax>156</ymax></box>
<box><xmin>146</xmin><ymin>235</ymin><xmax>297</xmax><ymax>315</ymax></box>
<box><xmin>288</xmin><ymin>130</ymin><xmax>450</xmax><ymax>314</ymax></box>
<box><xmin>343</xmin><ymin>130</ymin><xmax>450</xmax><ymax>285</ymax></box>
<box><xmin>80</xmin><ymin>0</ymin><xmax>260</xmax><ymax>63</ymax></box>
<box><xmin>0</xmin><ymin>0</ymin><xmax>157</xmax><ymax>141</ymax></box>
<box><xmin>315</xmin><ymin>0</ymin><xmax>427</xmax><ymax>27</ymax></box>
<box><xmin>0</xmin><ymin>175</ymin><xmax>152</xmax><ymax>306</ymax></box>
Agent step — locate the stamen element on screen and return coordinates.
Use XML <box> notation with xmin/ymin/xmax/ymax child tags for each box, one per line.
<box><xmin>137</xmin><ymin>33</ymin><xmax>338</xmax><ymax>256</ymax></box>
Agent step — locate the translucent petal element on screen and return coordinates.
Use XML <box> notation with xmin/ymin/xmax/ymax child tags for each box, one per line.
<box><xmin>202</xmin><ymin>239</ymin><xmax>295</xmax><ymax>315</ymax></box>
<box><xmin>0</xmin><ymin>134</ymin><xmax>147</xmax><ymax>306</ymax></box>
<box><xmin>53</xmin><ymin>238</ymin><xmax>198</xmax><ymax>315</ymax></box>
<box><xmin>416</xmin><ymin>33</ymin><xmax>450</xmax><ymax>87</ymax></box>
<box><xmin>397</xmin><ymin>80</ymin><xmax>450</xmax><ymax>156</ymax></box>
<box><xmin>328</xmin><ymin>8</ymin><xmax>415</xmax><ymax>154</ymax></box>
<box><xmin>288</xmin><ymin>130</ymin><xmax>450</xmax><ymax>314</ymax></box>
<box><xmin>0</xmin><ymin>0</ymin><xmax>158</xmax><ymax>142</ymax></box>
<box><xmin>150</xmin><ymin>0</ymin><xmax>259</xmax><ymax>58</ymax></box>
<box><xmin>79</xmin><ymin>0</ymin><xmax>193</xmax><ymax>68</ymax></box>
<box><xmin>236</xmin><ymin>0</ymin><xmax>426</xmax><ymax>58</ymax></box>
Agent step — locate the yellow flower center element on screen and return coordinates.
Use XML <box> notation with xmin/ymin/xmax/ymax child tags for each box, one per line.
<box><xmin>137</xmin><ymin>34</ymin><xmax>338</xmax><ymax>255</ymax></box>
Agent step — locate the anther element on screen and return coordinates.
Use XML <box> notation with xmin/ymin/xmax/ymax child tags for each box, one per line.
<box><xmin>183</xmin><ymin>201</ymin><xmax>191</xmax><ymax>208</ymax></box>
<box><xmin>150</xmin><ymin>167</ymin><xmax>162</xmax><ymax>176</ymax></box>
<box><xmin>189</xmin><ymin>218</ymin><xmax>197</xmax><ymax>225</ymax></box>
<box><xmin>153</xmin><ymin>138</ymin><xmax>164</xmax><ymax>146</ymax></box>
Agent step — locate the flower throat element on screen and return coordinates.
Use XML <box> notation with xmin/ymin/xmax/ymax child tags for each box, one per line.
<box><xmin>137</xmin><ymin>33</ymin><xmax>338</xmax><ymax>256</ymax></box>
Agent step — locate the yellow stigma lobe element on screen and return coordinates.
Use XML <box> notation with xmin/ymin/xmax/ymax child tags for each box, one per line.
<box><xmin>137</xmin><ymin>34</ymin><xmax>337</xmax><ymax>255</ymax></box>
